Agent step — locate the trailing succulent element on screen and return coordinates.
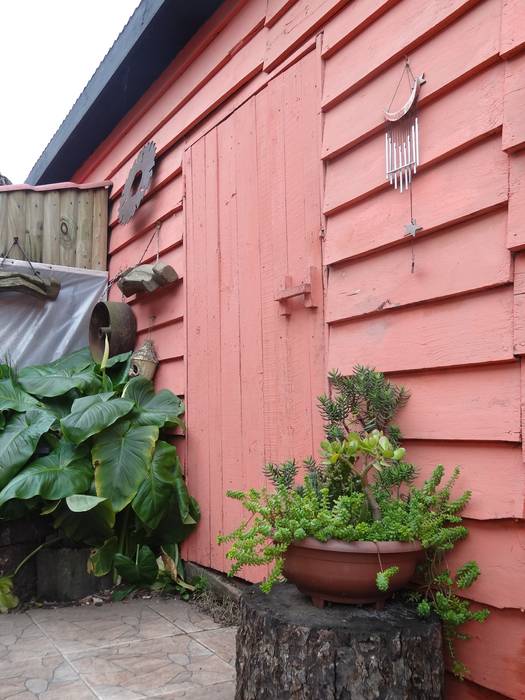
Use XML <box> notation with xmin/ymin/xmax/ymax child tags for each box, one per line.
<box><xmin>218</xmin><ymin>366</ymin><xmax>488</xmax><ymax>678</ymax></box>
<box><xmin>0</xmin><ymin>346</ymin><xmax>199</xmax><ymax>608</ymax></box>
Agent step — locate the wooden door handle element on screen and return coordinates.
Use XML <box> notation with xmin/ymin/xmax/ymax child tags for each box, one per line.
<box><xmin>275</xmin><ymin>268</ymin><xmax>318</xmax><ymax>315</ymax></box>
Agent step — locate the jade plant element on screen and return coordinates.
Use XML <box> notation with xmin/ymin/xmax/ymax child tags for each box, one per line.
<box><xmin>0</xmin><ymin>347</ymin><xmax>199</xmax><ymax>608</ymax></box>
<box><xmin>219</xmin><ymin>366</ymin><xmax>488</xmax><ymax>678</ymax></box>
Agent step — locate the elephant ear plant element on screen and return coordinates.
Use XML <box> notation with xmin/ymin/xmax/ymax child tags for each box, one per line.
<box><xmin>0</xmin><ymin>347</ymin><xmax>199</xmax><ymax>609</ymax></box>
<box><xmin>219</xmin><ymin>366</ymin><xmax>489</xmax><ymax>679</ymax></box>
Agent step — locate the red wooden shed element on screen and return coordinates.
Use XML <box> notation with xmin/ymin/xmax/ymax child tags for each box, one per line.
<box><xmin>28</xmin><ymin>1</ymin><xmax>525</xmax><ymax>697</ymax></box>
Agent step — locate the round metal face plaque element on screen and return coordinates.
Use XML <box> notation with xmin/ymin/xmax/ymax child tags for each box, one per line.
<box><xmin>118</xmin><ymin>141</ymin><xmax>156</xmax><ymax>225</ymax></box>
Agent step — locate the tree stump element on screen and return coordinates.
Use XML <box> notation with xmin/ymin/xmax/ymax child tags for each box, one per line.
<box><xmin>236</xmin><ymin>584</ymin><xmax>443</xmax><ymax>700</ymax></box>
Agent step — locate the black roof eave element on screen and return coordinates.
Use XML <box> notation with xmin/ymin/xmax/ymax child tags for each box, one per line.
<box><xmin>27</xmin><ymin>0</ymin><xmax>222</xmax><ymax>185</ymax></box>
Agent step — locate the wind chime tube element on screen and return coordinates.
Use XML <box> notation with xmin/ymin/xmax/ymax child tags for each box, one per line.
<box><xmin>403</xmin><ymin>140</ymin><xmax>409</xmax><ymax>191</ymax></box>
<box><xmin>411</xmin><ymin>123</ymin><xmax>417</xmax><ymax>174</ymax></box>
<box><xmin>415</xmin><ymin>117</ymin><xmax>420</xmax><ymax>167</ymax></box>
<box><xmin>393</xmin><ymin>137</ymin><xmax>397</xmax><ymax>189</ymax></box>
<box><xmin>385</xmin><ymin>133</ymin><xmax>389</xmax><ymax>181</ymax></box>
<box><xmin>398</xmin><ymin>143</ymin><xmax>403</xmax><ymax>193</ymax></box>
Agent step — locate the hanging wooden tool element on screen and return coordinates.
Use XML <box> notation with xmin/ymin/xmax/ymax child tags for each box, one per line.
<box><xmin>384</xmin><ymin>60</ymin><xmax>425</xmax><ymax>193</ymax></box>
<box><xmin>0</xmin><ymin>237</ymin><xmax>60</xmax><ymax>300</ymax></box>
<box><xmin>117</xmin><ymin>261</ymin><xmax>178</xmax><ymax>297</ymax></box>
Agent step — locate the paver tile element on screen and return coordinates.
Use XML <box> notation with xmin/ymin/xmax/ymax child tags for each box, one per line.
<box><xmin>191</xmin><ymin>627</ymin><xmax>237</xmax><ymax>665</ymax></box>
<box><xmin>0</xmin><ymin>613</ymin><xmax>56</xmax><ymax>665</ymax></box>
<box><xmin>147</xmin><ymin>600</ymin><xmax>221</xmax><ymax>634</ymax></box>
<box><xmin>28</xmin><ymin>600</ymin><xmax>183</xmax><ymax>654</ymax></box>
<box><xmin>149</xmin><ymin>679</ymin><xmax>236</xmax><ymax>698</ymax></box>
<box><xmin>68</xmin><ymin>635</ymin><xmax>235</xmax><ymax>700</ymax></box>
<box><xmin>0</xmin><ymin>653</ymin><xmax>96</xmax><ymax>699</ymax></box>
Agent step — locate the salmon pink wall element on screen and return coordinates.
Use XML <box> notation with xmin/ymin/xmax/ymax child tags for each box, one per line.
<box><xmin>73</xmin><ymin>0</ymin><xmax>525</xmax><ymax>697</ymax></box>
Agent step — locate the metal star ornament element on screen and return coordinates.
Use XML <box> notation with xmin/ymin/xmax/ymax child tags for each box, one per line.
<box><xmin>404</xmin><ymin>219</ymin><xmax>422</xmax><ymax>237</ymax></box>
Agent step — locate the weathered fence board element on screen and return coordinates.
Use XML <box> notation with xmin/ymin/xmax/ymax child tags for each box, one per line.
<box><xmin>0</xmin><ymin>182</ymin><xmax>110</xmax><ymax>270</ymax></box>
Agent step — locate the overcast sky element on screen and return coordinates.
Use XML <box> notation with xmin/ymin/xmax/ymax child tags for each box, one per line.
<box><xmin>1</xmin><ymin>0</ymin><xmax>140</xmax><ymax>184</ymax></box>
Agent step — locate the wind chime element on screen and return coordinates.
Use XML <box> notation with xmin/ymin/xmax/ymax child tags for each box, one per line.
<box><xmin>384</xmin><ymin>60</ymin><xmax>425</xmax><ymax>263</ymax></box>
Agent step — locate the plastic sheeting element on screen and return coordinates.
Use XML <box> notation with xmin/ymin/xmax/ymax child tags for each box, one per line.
<box><xmin>0</xmin><ymin>258</ymin><xmax>107</xmax><ymax>368</ymax></box>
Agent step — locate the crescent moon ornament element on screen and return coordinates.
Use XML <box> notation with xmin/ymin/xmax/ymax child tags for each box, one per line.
<box><xmin>119</xmin><ymin>141</ymin><xmax>156</xmax><ymax>225</ymax></box>
<box><xmin>384</xmin><ymin>62</ymin><xmax>425</xmax><ymax>194</ymax></box>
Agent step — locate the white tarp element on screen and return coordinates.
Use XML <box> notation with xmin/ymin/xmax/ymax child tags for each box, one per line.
<box><xmin>0</xmin><ymin>258</ymin><xmax>107</xmax><ymax>368</ymax></box>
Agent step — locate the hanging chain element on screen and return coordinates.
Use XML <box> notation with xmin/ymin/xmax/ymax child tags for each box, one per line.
<box><xmin>0</xmin><ymin>237</ymin><xmax>39</xmax><ymax>276</ymax></box>
<box><xmin>100</xmin><ymin>221</ymin><xmax>163</xmax><ymax>301</ymax></box>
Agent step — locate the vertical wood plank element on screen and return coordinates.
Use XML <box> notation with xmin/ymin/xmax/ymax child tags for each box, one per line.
<box><xmin>42</xmin><ymin>192</ymin><xmax>60</xmax><ymax>265</ymax></box>
<box><xmin>25</xmin><ymin>192</ymin><xmax>44</xmax><ymax>262</ymax></box>
<box><xmin>59</xmin><ymin>189</ymin><xmax>78</xmax><ymax>267</ymax></box>
<box><xmin>0</xmin><ymin>193</ymin><xmax>8</xmax><ymax>257</ymax></box>
<box><xmin>235</xmin><ymin>98</ymin><xmax>266</xmax><ymax>501</ymax></box>
<box><xmin>185</xmin><ymin>138</ymin><xmax>212</xmax><ymax>567</ymax></box>
<box><xmin>76</xmin><ymin>190</ymin><xmax>94</xmax><ymax>269</ymax></box>
<box><xmin>92</xmin><ymin>188</ymin><xmax>108</xmax><ymax>270</ymax></box>
<box><xmin>203</xmin><ymin>128</ymin><xmax>224</xmax><ymax>573</ymax></box>
<box><xmin>216</xmin><ymin>114</ymin><xmax>244</xmax><ymax>571</ymax></box>
<box><xmin>257</xmin><ymin>72</ymin><xmax>293</xmax><ymax>464</ymax></box>
<box><xmin>7</xmin><ymin>191</ymin><xmax>26</xmax><ymax>260</ymax></box>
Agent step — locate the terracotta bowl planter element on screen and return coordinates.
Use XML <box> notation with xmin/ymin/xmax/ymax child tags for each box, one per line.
<box><xmin>283</xmin><ymin>537</ymin><xmax>423</xmax><ymax>608</ymax></box>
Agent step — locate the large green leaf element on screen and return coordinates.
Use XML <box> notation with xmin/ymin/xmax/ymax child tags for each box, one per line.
<box><xmin>53</xmin><ymin>499</ymin><xmax>115</xmax><ymax>546</ymax></box>
<box><xmin>155</xmin><ymin>494</ymin><xmax>201</xmax><ymax>544</ymax></box>
<box><xmin>0</xmin><ymin>377</ymin><xmax>42</xmax><ymax>412</ymax></box>
<box><xmin>0</xmin><ymin>576</ymin><xmax>18</xmax><ymax>613</ymax></box>
<box><xmin>132</xmin><ymin>441</ymin><xmax>179</xmax><ymax>529</ymax></box>
<box><xmin>114</xmin><ymin>545</ymin><xmax>158</xmax><ymax>585</ymax></box>
<box><xmin>70</xmin><ymin>392</ymin><xmax>114</xmax><ymax>413</ymax></box>
<box><xmin>61</xmin><ymin>397</ymin><xmax>133</xmax><ymax>444</ymax></box>
<box><xmin>48</xmin><ymin>347</ymin><xmax>94</xmax><ymax>372</ymax></box>
<box><xmin>123</xmin><ymin>377</ymin><xmax>184</xmax><ymax>428</ymax></box>
<box><xmin>88</xmin><ymin>536</ymin><xmax>118</xmax><ymax>576</ymax></box>
<box><xmin>0</xmin><ymin>442</ymin><xmax>92</xmax><ymax>507</ymax></box>
<box><xmin>0</xmin><ymin>410</ymin><xmax>55</xmax><ymax>490</ymax></box>
<box><xmin>66</xmin><ymin>494</ymin><xmax>107</xmax><ymax>512</ymax></box>
<box><xmin>92</xmin><ymin>422</ymin><xmax>159</xmax><ymax>512</ymax></box>
<box><xmin>18</xmin><ymin>365</ymin><xmax>100</xmax><ymax>398</ymax></box>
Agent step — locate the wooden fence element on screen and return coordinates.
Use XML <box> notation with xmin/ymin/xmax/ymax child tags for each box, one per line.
<box><xmin>0</xmin><ymin>182</ymin><xmax>110</xmax><ymax>270</ymax></box>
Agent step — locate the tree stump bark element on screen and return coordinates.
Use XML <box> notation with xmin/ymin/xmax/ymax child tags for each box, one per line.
<box><xmin>236</xmin><ymin>584</ymin><xmax>443</xmax><ymax>700</ymax></box>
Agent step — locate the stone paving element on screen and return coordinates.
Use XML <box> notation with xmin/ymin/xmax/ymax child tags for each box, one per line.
<box><xmin>0</xmin><ymin>599</ymin><xmax>236</xmax><ymax>699</ymax></box>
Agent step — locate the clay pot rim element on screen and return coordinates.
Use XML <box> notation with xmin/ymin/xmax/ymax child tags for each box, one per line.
<box><xmin>289</xmin><ymin>537</ymin><xmax>423</xmax><ymax>554</ymax></box>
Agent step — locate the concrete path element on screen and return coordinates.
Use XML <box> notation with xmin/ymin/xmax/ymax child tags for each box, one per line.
<box><xmin>0</xmin><ymin>599</ymin><xmax>236</xmax><ymax>699</ymax></box>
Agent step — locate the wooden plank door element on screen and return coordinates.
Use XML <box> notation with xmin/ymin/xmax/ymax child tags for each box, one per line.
<box><xmin>184</xmin><ymin>50</ymin><xmax>325</xmax><ymax>578</ymax></box>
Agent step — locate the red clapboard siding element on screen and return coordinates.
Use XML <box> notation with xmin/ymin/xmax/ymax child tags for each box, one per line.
<box><xmin>321</xmin><ymin>0</ymin><xmax>401</xmax><ymax>57</ymax></box>
<box><xmin>446</xmin><ymin>677</ymin><xmax>513</xmax><ymax>700</ymax></box>
<box><xmin>452</xmin><ymin>607</ymin><xmax>525</xmax><ymax>699</ymax></box>
<box><xmin>265</xmin><ymin>0</ymin><xmax>298</xmax><ymax>26</ymax></box>
<box><xmin>328</xmin><ymin>286</ymin><xmax>514</xmax><ymax>372</ymax></box>
<box><xmin>386</xmin><ymin>365</ymin><xmax>520</xmax><ymax>442</ymax></box>
<box><xmin>508</xmin><ymin>151</ymin><xmax>525</xmax><ymax>251</ymax></box>
<box><xmin>129</xmin><ymin>283</ymin><xmax>185</xmax><ymax>332</ymax></box>
<box><xmin>263</xmin><ymin>0</ymin><xmax>349</xmax><ymax>70</ymax></box>
<box><xmin>154</xmin><ymin>358</ymin><xmax>185</xmax><ymax>397</ymax></box>
<box><xmin>108</xmin><ymin>179</ymin><xmax>183</xmax><ymax>255</ymax></box>
<box><xmin>134</xmin><ymin>320</ymin><xmax>184</xmax><ymax>361</ymax></box>
<box><xmin>324</xmin><ymin>135</ymin><xmax>508</xmax><ymax>263</ymax></box>
<box><xmin>110</xmin><ymin>235</ymin><xmax>184</xmax><ymax>278</ymax></box>
<box><xmin>326</xmin><ymin>210</ymin><xmax>511</xmax><ymax>322</ymax></box>
<box><xmin>403</xmin><ymin>440</ymin><xmax>525</xmax><ymax>520</ymax></box>
<box><xmin>446</xmin><ymin>519</ymin><xmax>525</xmax><ymax>610</ymax></box>
<box><xmin>502</xmin><ymin>53</ymin><xmax>525</xmax><ymax>153</ymax></box>
<box><xmin>322</xmin><ymin>0</ymin><xmax>484</xmax><ymax>107</ymax></box>
<box><xmin>108</xmin><ymin>209</ymin><xmax>184</xmax><ymax>262</ymax></box>
<box><xmin>322</xmin><ymin>0</ymin><xmax>501</xmax><ymax>154</ymax></box>
<box><xmin>82</xmin><ymin>0</ymin><xmax>266</xmax><ymax>183</ymax></box>
<box><xmin>324</xmin><ymin>63</ymin><xmax>503</xmax><ymax>205</ymax></box>
<box><xmin>500</xmin><ymin>0</ymin><xmax>525</xmax><ymax>58</ymax></box>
